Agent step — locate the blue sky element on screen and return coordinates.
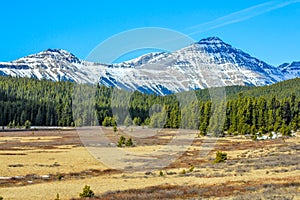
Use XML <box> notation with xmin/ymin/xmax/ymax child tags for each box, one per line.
<box><xmin>1</xmin><ymin>0</ymin><xmax>300</xmax><ymax>65</ymax></box>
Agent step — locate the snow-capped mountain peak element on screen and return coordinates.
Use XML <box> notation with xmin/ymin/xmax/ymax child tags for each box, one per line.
<box><xmin>279</xmin><ymin>61</ymin><xmax>300</xmax><ymax>79</ymax></box>
<box><xmin>0</xmin><ymin>48</ymin><xmax>104</xmax><ymax>83</ymax></box>
<box><xmin>197</xmin><ymin>36</ymin><xmax>226</xmax><ymax>44</ymax></box>
<box><xmin>96</xmin><ymin>37</ymin><xmax>288</xmax><ymax>94</ymax></box>
<box><xmin>15</xmin><ymin>48</ymin><xmax>82</xmax><ymax>66</ymax></box>
<box><xmin>0</xmin><ymin>37</ymin><xmax>298</xmax><ymax>95</ymax></box>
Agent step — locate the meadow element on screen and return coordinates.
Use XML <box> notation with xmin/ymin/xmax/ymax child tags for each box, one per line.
<box><xmin>0</xmin><ymin>127</ymin><xmax>299</xmax><ymax>199</ymax></box>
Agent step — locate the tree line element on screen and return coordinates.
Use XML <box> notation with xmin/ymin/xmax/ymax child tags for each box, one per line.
<box><xmin>0</xmin><ymin>76</ymin><xmax>299</xmax><ymax>136</ymax></box>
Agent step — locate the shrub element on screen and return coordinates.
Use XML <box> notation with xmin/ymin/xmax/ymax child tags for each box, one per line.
<box><xmin>117</xmin><ymin>136</ymin><xmax>126</xmax><ymax>147</ymax></box>
<box><xmin>113</xmin><ymin>125</ymin><xmax>117</xmax><ymax>133</ymax></box>
<box><xmin>0</xmin><ymin>196</ymin><xmax>3</xmax><ymax>200</ymax></box>
<box><xmin>57</xmin><ymin>173</ymin><xmax>63</xmax><ymax>181</ymax></box>
<box><xmin>159</xmin><ymin>171</ymin><xmax>164</xmax><ymax>176</ymax></box>
<box><xmin>117</xmin><ymin>136</ymin><xmax>134</xmax><ymax>147</ymax></box>
<box><xmin>214</xmin><ymin>151</ymin><xmax>227</xmax><ymax>163</ymax></box>
<box><xmin>125</xmin><ymin>138</ymin><xmax>133</xmax><ymax>147</ymax></box>
<box><xmin>79</xmin><ymin>185</ymin><xmax>94</xmax><ymax>198</ymax></box>
<box><xmin>189</xmin><ymin>165</ymin><xmax>194</xmax><ymax>172</ymax></box>
<box><xmin>54</xmin><ymin>193</ymin><xmax>60</xmax><ymax>200</ymax></box>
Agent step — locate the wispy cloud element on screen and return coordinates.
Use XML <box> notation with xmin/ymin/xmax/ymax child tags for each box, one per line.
<box><xmin>187</xmin><ymin>0</ymin><xmax>300</xmax><ymax>35</ymax></box>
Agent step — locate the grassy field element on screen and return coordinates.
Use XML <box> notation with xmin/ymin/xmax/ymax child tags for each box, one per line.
<box><xmin>0</xmin><ymin>128</ymin><xmax>299</xmax><ymax>199</ymax></box>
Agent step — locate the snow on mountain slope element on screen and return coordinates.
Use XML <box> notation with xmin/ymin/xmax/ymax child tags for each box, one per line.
<box><xmin>97</xmin><ymin>37</ymin><xmax>287</xmax><ymax>95</ymax></box>
<box><xmin>279</xmin><ymin>61</ymin><xmax>300</xmax><ymax>79</ymax></box>
<box><xmin>0</xmin><ymin>37</ymin><xmax>296</xmax><ymax>95</ymax></box>
<box><xmin>0</xmin><ymin>49</ymin><xmax>104</xmax><ymax>84</ymax></box>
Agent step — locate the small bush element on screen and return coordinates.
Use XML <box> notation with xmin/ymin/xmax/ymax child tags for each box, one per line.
<box><xmin>159</xmin><ymin>171</ymin><xmax>164</xmax><ymax>176</ymax></box>
<box><xmin>79</xmin><ymin>185</ymin><xmax>94</xmax><ymax>198</ymax></box>
<box><xmin>118</xmin><ymin>136</ymin><xmax>134</xmax><ymax>147</ymax></box>
<box><xmin>189</xmin><ymin>165</ymin><xmax>194</xmax><ymax>173</ymax></box>
<box><xmin>54</xmin><ymin>193</ymin><xmax>60</xmax><ymax>200</ymax></box>
<box><xmin>57</xmin><ymin>173</ymin><xmax>63</xmax><ymax>181</ymax></box>
<box><xmin>117</xmin><ymin>136</ymin><xmax>126</xmax><ymax>147</ymax></box>
<box><xmin>0</xmin><ymin>196</ymin><xmax>3</xmax><ymax>200</ymax></box>
<box><xmin>113</xmin><ymin>125</ymin><xmax>117</xmax><ymax>133</ymax></box>
<box><xmin>214</xmin><ymin>151</ymin><xmax>227</xmax><ymax>163</ymax></box>
<box><xmin>125</xmin><ymin>138</ymin><xmax>133</xmax><ymax>147</ymax></box>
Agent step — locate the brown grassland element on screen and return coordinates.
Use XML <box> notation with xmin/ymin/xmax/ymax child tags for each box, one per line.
<box><xmin>0</xmin><ymin>127</ymin><xmax>299</xmax><ymax>199</ymax></box>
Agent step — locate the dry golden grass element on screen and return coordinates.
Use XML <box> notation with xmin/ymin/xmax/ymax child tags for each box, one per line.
<box><xmin>0</xmin><ymin>147</ymin><xmax>107</xmax><ymax>177</ymax></box>
<box><xmin>0</xmin><ymin>129</ymin><xmax>299</xmax><ymax>199</ymax></box>
<box><xmin>0</xmin><ymin>168</ymin><xmax>299</xmax><ymax>200</ymax></box>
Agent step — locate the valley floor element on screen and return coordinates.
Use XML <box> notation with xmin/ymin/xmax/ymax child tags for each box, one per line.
<box><xmin>0</xmin><ymin>127</ymin><xmax>299</xmax><ymax>199</ymax></box>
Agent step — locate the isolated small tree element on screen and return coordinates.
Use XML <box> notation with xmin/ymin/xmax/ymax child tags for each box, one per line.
<box><xmin>117</xmin><ymin>136</ymin><xmax>126</xmax><ymax>147</ymax></box>
<box><xmin>214</xmin><ymin>151</ymin><xmax>227</xmax><ymax>163</ymax></box>
<box><xmin>113</xmin><ymin>125</ymin><xmax>117</xmax><ymax>133</ymax></box>
<box><xmin>189</xmin><ymin>165</ymin><xmax>194</xmax><ymax>172</ymax></box>
<box><xmin>79</xmin><ymin>185</ymin><xmax>94</xmax><ymax>198</ymax></box>
<box><xmin>125</xmin><ymin>138</ymin><xmax>133</xmax><ymax>147</ymax></box>
<box><xmin>159</xmin><ymin>171</ymin><xmax>164</xmax><ymax>176</ymax></box>
<box><xmin>54</xmin><ymin>193</ymin><xmax>60</xmax><ymax>200</ymax></box>
<box><xmin>56</xmin><ymin>173</ymin><xmax>63</xmax><ymax>181</ymax></box>
<box><xmin>0</xmin><ymin>195</ymin><xmax>3</xmax><ymax>200</ymax></box>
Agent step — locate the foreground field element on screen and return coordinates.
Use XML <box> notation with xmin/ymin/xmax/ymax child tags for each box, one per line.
<box><xmin>0</xmin><ymin>128</ymin><xmax>299</xmax><ymax>199</ymax></box>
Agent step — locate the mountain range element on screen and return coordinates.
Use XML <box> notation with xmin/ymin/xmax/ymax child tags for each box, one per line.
<box><xmin>0</xmin><ymin>37</ymin><xmax>299</xmax><ymax>95</ymax></box>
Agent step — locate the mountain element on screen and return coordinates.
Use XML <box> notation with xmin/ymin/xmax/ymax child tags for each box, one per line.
<box><xmin>0</xmin><ymin>49</ymin><xmax>105</xmax><ymax>84</ymax></box>
<box><xmin>97</xmin><ymin>37</ymin><xmax>286</xmax><ymax>95</ymax></box>
<box><xmin>278</xmin><ymin>61</ymin><xmax>300</xmax><ymax>79</ymax></box>
<box><xmin>0</xmin><ymin>37</ymin><xmax>297</xmax><ymax>95</ymax></box>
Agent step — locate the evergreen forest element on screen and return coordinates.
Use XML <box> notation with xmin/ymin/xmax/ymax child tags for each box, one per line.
<box><xmin>1</xmin><ymin>76</ymin><xmax>299</xmax><ymax>136</ymax></box>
